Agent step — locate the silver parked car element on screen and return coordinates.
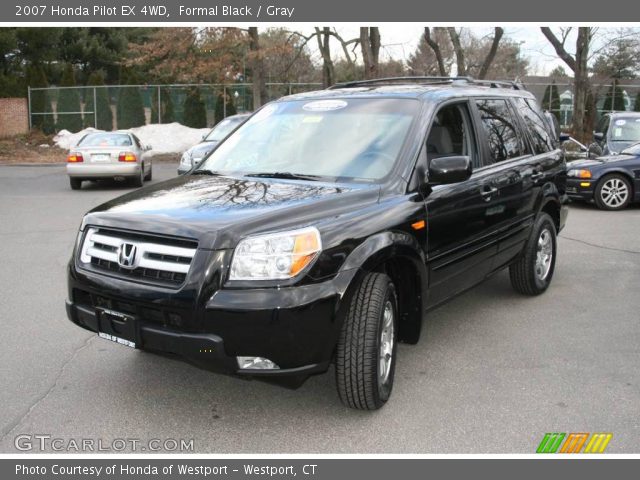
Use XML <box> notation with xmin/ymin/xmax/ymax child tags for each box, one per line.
<box><xmin>66</xmin><ymin>131</ymin><xmax>152</xmax><ymax>190</ymax></box>
<box><xmin>178</xmin><ymin>113</ymin><xmax>250</xmax><ymax>175</ymax></box>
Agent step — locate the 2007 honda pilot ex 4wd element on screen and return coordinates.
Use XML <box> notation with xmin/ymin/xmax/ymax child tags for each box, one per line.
<box><xmin>66</xmin><ymin>77</ymin><xmax>568</xmax><ymax>410</ymax></box>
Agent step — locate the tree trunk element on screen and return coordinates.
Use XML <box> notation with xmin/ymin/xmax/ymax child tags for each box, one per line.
<box><xmin>447</xmin><ymin>28</ymin><xmax>466</xmax><ymax>76</ymax></box>
<box><xmin>315</xmin><ymin>27</ymin><xmax>335</xmax><ymax>88</ymax></box>
<box><xmin>360</xmin><ymin>27</ymin><xmax>380</xmax><ymax>79</ymax></box>
<box><xmin>477</xmin><ymin>27</ymin><xmax>504</xmax><ymax>79</ymax></box>
<box><xmin>573</xmin><ymin>28</ymin><xmax>592</xmax><ymax>140</ymax></box>
<box><xmin>248</xmin><ymin>27</ymin><xmax>267</xmax><ymax>108</ymax></box>
<box><xmin>424</xmin><ymin>27</ymin><xmax>447</xmax><ymax>76</ymax></box>
<box><xmin>540</xmin><ymin>27</ymin><xmax>592</xmax><ymax>141</ymax></box>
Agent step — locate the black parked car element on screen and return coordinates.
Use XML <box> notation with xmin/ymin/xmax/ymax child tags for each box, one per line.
<box><xmin>589</xmin><ymin>112</ymin><xmax>640</xmax><ymax>157</ymax></box>
<box><xmin>66</xmin><ymin>77</ymin><xmax>568</xmax><ymax>410</ymax></box>
<box><xmin>566</xmin><ymin>142</ymin><xmax>640</xmax><ymax>210</ymax></box>
<box><xmin>178</xmin><ymin>113</ymin><xmax>251</xmax><ymax>175</ymax></box>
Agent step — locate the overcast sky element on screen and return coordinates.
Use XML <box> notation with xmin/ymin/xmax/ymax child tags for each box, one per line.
<box><xmin>297</xmin><ymin>26</ymin><xmax>630</xmax><ymax>76</ymax></box>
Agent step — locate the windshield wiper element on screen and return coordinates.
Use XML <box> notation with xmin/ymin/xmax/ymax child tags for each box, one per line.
<box><xmin>245</xmin><ymin>172</ymin><xmax>322</xmax><ymax>181</ymax></box>
<box><xmin>191</xmin><ymin>169</ymin><xmax>223</xmax><ymax>176</ymax></box>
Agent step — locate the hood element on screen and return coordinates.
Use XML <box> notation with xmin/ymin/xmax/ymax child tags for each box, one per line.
<box><xmin>187</xmin><ymin>141</ymin><xmax>218</xmax><ymax>159</ymax></box>
<box><xmin>567</xmin><ymin>159</ymin><xmax>603</xmax><ymax>169</ymax></box>
<box><xmin>82</xmin><ymin>174</ymin><xmax>380</xmax><ymax>249</ymax></box>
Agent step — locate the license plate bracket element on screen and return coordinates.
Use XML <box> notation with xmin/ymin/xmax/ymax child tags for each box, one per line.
<box><xmin>97</xmin><ymin>308</ymin><xmax>138</xmax><ymax>348</ymax></box>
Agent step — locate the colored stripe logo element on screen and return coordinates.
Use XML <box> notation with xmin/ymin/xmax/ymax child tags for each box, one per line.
<box><xmin>537</xmin><ymin>433</ymin><xmax>612</xmax><ymax>453</ymax></box>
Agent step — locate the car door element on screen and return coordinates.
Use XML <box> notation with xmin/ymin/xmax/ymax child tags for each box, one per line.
<box><xmin>423</xmin><ymin>101</ymin><xmax>499</xmax><ymax>306</ymax></box>
<box><xmin>470</xmin><ymin>97</ymin><xmax>534</xmax><ymax>273</ymax></box>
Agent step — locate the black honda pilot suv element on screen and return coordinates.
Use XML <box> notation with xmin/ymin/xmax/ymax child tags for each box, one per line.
<box><xmin>66</xmin><ymin>77</ymin><xmax>568</xmax><ymax>410</ymax></box>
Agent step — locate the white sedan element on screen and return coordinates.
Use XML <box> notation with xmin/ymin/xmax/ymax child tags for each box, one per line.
<box><xmin>66</xmin><ymin>131</ymin><xmax>152</xmax><ymax>190</ymax></box>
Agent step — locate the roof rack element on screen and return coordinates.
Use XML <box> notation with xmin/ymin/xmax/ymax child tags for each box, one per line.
<box><xmin>329</xmin><ymin>76</ymin><xmax>522</xmax><ymax>90</ymax></box>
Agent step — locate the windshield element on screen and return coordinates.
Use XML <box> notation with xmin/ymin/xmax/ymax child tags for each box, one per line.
<box><xmin>610</xmin><ymin>117</ymin><xmax>640</xmax><ymax>142</ymax></box>
<box><xmin>197</xmin><ymin>98</ymin><xmax>419</xmax><ymax>181</ymax></box>
<box><xmin>204</xmin><ymin>117</ymin><xmax>245</xmax><ymax>142</ymax></box>
<box><xmin>620</xmin><ymin>142</ymin><xmax>640</xmax><ymax>155</ymax></box>
<box><xmin>78</xmin><ymin>133</ymin><xmax>132</xmax><ymax>147</ymax></box>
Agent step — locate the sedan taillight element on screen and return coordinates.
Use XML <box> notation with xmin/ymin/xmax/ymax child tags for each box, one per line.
<box><xmin>67</xmin><ymin>152</ymin><xmax>83</xmax><ymax>163</ymax></box>
<box><xmin>118</xmin><ymin>152</ymin><xmax>137</xmax><ymax>162</ymax></box>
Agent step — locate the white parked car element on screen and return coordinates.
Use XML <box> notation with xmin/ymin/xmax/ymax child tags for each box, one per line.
<box><xmin>66</xmin><ymin>131</ymin><xmax>152</xmax><ymax>190</ymax></box>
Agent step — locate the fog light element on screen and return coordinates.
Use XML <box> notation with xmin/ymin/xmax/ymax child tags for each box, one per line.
<box><xmin>237</xmin><ymin>356</ymin><xmax>280</xmax><ymax>370</ymax></box>
<box><xmin>580</xmin><ymin>182</ymin><xmax>591</xmax><ymax>187</ymax></box>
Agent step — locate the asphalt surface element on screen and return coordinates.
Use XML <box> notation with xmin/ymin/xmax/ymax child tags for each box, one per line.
<box><xmin>1</xmin><ymin>163</ymin><xmax>639</xmax><ymax>454</ymax></box>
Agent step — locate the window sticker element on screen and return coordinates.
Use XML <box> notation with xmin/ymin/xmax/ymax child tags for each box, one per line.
<box><xmin>613</xmin><ymin>127</ymin><xmax>623</xmax><ymax>137</ymax></box>
<box><xmin>302</xmin><ymin>100</ymin><xmax>348</xmax><ymax>112</ymax></box>
<box><xmin>615</xmin><ymin>119</ymin><xmax>626</xmax><ymax>126</ymax></box>
<box><xmin>302</xmin><ymin>115</ymin><xmax>323</xmax><ymax>123</ymax></box>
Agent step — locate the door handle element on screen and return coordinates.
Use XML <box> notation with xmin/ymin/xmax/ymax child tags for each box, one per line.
<box><xmin>480</xmin><ymin>186</ymin><xmax>498</xmax><ymax>201</ymax></box>
<box><xmin>531</xmin><ymin>171</ymin><xmax>544</xmax><ymax>181</ymax></box>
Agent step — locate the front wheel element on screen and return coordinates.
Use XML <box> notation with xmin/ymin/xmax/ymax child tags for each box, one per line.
<box><xmin>336</xmin><ymin>272</ymin><xmax>398</xmax><ymax>410</ymax></box>
<box><xmin>594</xmin><ymin>174</ymin><xmax>632</xmax><ymax>211</ymax></box>
<box><xmin>509</xmin><ymin>212</ymin><xmax>557</xmax><ymax>295</ymax></box>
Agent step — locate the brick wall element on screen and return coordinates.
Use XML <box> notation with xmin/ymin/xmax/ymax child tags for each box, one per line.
<box><xmin>0</xmin><ymin>98</ymin><xmax>29</xmax><ymax>138</ymax></box>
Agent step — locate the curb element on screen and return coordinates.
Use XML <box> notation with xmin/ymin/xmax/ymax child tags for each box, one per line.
<box><xmin>0</xmin><ymin>163</ymin><xmax>65</xmax><ymax>167</ymax></box>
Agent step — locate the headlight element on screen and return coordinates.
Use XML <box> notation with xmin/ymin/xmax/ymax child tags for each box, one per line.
<box><xmin>567</xmin><ymin>169</ymin><xmax>592</xmax><ymax>179</ymax></box>
<box><xmin>229</xmin><ymin>227</ymin><xmax>322</xmax><ymax>281</ymax></box>
<box><xmin>180</xmin><ymin>151</ymin><xmax>192</xmax><ymax>167</ymax></box>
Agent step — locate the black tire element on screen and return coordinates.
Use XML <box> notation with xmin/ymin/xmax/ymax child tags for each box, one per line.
<box><xmin>594</xmin><ymin>174</ymin><xmax>632</xmax><ymax>211</ymax></box>
<box><xmin>69</xmin><ymin>178</ymin><xmax>82</xmax><ymax>190</ymax></box>
<box><xmin>145</xmin><ymin>163</ymin><xmax>152</xmax><ymax>181</ymax></box>
<box><xmin>336</xmin><ymin>272</ymin><xmax>398</xmax><ymax>410</ymax></box>
<box><xmin>131</xmin><ymin>166</ymin><xmax>144</xmax><ymax>187</ymax></box>
<box><xmin>509</xmin><ymin>212</ymin><xmax>557</xmax><ymax>296</ymax></box>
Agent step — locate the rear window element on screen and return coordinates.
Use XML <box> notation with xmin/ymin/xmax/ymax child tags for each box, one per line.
<box><xmin>78</xmin><ymin>133</ymin><xmax>132</xmax><ymax>147</ymax></box>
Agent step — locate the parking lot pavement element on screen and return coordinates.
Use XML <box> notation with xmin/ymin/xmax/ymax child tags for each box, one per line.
<box><xmin>0</xmin><ymin>163</ymin><xmax>639</xmax><ymax>454</ymax></box>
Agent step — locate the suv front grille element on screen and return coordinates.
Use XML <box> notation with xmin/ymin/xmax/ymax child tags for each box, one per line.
<box><xmin>79</xmin><ymin>227</ymin><xmax>198</xmax><ymax>287</ymax></box>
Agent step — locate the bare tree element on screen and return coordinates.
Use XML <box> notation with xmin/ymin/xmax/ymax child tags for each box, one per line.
<box><xmin>360</xmin><ymin>27</ymin><xmax>381</xmax><ymax>79</ymax></box>
<box><xmin>478</xmin><ymin>28</ymin><xmax>504</xmax><ymax>79</ymax></box>
<box><xmin>315</xmin><ymin>27</ymin><xmax>335</xmax><ymax>87</ymax></box>
<box><xmin>248</xmin><ymin>27</ymin><xmax>268</xmax><ymax>108</ymax></box>
<box><xmin>447</xmin><ymin>28</ymin><xmax>466</xmax><ymax>76</ymax></box>
<box><xmin>424</xmin><ymin>27</ymin><xmax>447</xmax><ymax>76</ymax></box>
<box><xmin>541</xmin><ymin>27</ymin><xmax>594</xmax><ymax>140</ymax></box>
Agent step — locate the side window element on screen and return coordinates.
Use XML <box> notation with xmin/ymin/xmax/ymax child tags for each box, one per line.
<box><xmin>475</xmin><ymin>99</ymin><xmax>526</xmax><ymax>162</ymax></box>
<box><xmin>515</xmin><ymin>97</ymin><xmax>554</xmax><ymax>154</ymax></box>
<box><xmin>426</xmin><ymin>103</ymin><xmax>480</xmax><ymax>168</ymax></box>
<box><xmin>596</xmin><ymin>116</ymin><xmax>610</xmax><ymax>136</ymax></box>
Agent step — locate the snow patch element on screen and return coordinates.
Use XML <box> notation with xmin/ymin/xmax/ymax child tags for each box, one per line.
<box><xmin>53</xmin><ymin>123</ymin><xmax>210</xmax><ymax>155</ymax></box>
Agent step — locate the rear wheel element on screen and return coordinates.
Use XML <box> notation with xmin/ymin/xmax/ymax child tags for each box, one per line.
<box><xmin>594</xmin><ymin>174</ymin><xmax>632</xmax><ymax>211</ymax></box>
<box><xmin>69</xmin><ymin>178</ymin><xmax>82</xmax><ymax>190</ymax></box>
<box><xmin>509</xmin><ymin>212</ymin><xmax>557</xmax><ymax>295</ymax></box>
<box><xmin>131</xmin><ymin>166</ymin><xmax>144</xmax><ymax>187</ymax></box>
<box><xmin>145</xmin><ymin>163</ymin><xmax>152</xmax><ymax>181</ymax></box>
<box><xmin>336</xmin><ymin>272</ymin><xmax>398</xmax><ymax>410</ymax></box>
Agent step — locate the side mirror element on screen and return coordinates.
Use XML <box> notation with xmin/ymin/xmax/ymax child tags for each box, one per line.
<box><xmin>144</xmin><ymin>144</ymin><xmax>152</xmax><ymax>151</ymax></box>
<box><xmin>559</xmin><ymin>132</ymin><xmax>571</xmax><ymax>142</ymax></box>
<box><xmin>201</xmin><ymin>134</ymin><xmax>207</xmax><ymax>140</ymax></box>
<box><xmin>428</xmin><ymin>155</ymin><xmax>472</xmax><ymax>185</ymax></box>
<box><xmin>593</xmin><ymin>131</ymin><xmax>604</xmax><ymax>142</ymax></box>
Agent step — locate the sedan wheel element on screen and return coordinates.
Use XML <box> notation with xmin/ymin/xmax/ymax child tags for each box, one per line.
<box><xmin>595</xmin><ymin>174</ymin><xmax>632</xmax><ymax>210</ymax></box>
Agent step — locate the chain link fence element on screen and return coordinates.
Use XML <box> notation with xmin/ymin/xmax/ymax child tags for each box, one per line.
<box><xmin>27</xmin><ymin>83</ymin><xmax>323</xmax><ymax>133</ymax></box>
<box><xmin>28</xmin><ymin>79</ymin><xmax>640</xmax><ymax>134</ymax></box>
<box><xmin>523</xmin><ymin>78</ymin><xmax>640</xmax><ymax>129</ymax></box>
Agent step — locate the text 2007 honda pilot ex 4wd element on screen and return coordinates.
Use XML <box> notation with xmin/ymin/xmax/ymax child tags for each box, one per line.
<box><xmin>66</xmin><ymin>77</ymin><xmax>568</xmax><ymax>410</ymax></box>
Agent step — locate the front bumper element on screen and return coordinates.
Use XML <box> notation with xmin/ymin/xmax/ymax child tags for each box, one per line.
<box><xmin>66</xmin><ymin>257</ymin><xmax>359</xmax><ymax>383</ymax></box>
<box><xmin>67</xmin><ymin>163</ymin><xmax>141</xmax><ymax>178</ymax></box>
<box><xmin>566</xmin><ymin>178</ymin><xmax>595</xmax><ymax>201</ymax></box>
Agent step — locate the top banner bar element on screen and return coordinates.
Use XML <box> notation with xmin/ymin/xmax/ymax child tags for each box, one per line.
<box><xmin>2</xmin><ymin>0</ymin><xmax>637</xmax><ymax>23</ymax></box>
